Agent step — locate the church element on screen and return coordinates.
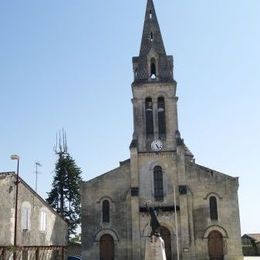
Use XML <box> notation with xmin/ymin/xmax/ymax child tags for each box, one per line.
<box><xmin>81</xmin><ymin>1</ymin><xmax>243</xmax><ymax>259</ymax></box>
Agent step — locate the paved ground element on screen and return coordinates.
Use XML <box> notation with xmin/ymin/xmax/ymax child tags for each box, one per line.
<box><xmin>244</xmin><ymin>257</ymin><xmax>260</xmax><ymax>259</ymax></box>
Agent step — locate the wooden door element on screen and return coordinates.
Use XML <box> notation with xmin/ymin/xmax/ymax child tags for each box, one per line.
<box><xmin>160</xmin><ymin>226</ymin><xmax>172</xmax><ymax>260</ymax></box>
<box><xmin>100</xmin><ymin>234</ymin><xmax>114</xmax><ymax>260</ymax></box>
<box><xmin>208</xmin><ymin>231</ymin><xmax>224</xmax><ymax>260</ymax></box>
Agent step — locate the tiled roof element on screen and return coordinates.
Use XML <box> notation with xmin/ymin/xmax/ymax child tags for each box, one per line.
<box><xmin>247</xmin><ymin>234</ymin><xmax>260</xmax><ymax>242</ymax></box>
<box><xmin>243</xmin><ymin>234</ymin><xmax>260</xmax><ymax>242</ymax></box>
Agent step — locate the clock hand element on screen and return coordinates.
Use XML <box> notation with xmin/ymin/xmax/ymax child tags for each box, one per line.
<box><xmin>156</xmin><ymin>144</ymin><xmax>159</xmax><ymax>149</ymax></box>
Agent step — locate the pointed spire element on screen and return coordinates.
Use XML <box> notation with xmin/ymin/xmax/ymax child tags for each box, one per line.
<box><xmin>132</xmin><ymin>0</ymin><xmax>174</xmax><ymax>83</ymax></box>
<box><xmin>139</xmin><ymin>0</ymin><xmax>166</xmax><ymax>56</ymax></box>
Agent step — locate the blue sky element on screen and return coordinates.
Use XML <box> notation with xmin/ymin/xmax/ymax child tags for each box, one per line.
<box><xmin>0</xmin><ymin>0</ymin><xmax>259</xmax><ymax>234</ymax></box>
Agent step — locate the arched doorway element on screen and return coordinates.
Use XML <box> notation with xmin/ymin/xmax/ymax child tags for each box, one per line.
<box><xmin>160</xmin><ymin>226</ymin><xmax>172</xmax><ymax>260</ymax></box>
<box><xmin>208</xmin><ymin>230</ymin><xmax>224</xmax><ymax>260</ymax></box>
<box><xmin>100</xmin><ymin>234</ymin><xmax>114</xmax><ymax>260</ymax></box>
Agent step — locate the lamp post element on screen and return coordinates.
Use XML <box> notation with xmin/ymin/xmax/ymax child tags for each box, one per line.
<box><xmin>11</xmin><ymin>154</ymin><xmax>20</xmax><ymax>260</ymax></box>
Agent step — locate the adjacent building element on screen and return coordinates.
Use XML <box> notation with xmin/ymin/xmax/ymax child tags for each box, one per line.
<box><xmin>0</xmin><ymin>171</ymin><xmax>67</xmax><ymax>259</ymax></box>
<box><xmin>81</xmin><ymin>0</ymin><xmax>243</xmax><ymax>259</ymax></box>
<box><xmin>242</xmin><ymin>234</ymin><xmax>260</xmax><ymax>256</ymax></box>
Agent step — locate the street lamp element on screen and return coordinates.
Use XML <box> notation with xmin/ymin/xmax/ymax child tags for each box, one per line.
<box><xmin>11</xmin><ymin>154</ymin><xmax>20</xmax><ymax>260</ymax></box>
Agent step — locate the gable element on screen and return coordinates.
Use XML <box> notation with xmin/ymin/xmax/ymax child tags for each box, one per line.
<box><xmin>81</xmin><ymin>159</ymin><xmax>131</xmax><ymax>203</ymax></box>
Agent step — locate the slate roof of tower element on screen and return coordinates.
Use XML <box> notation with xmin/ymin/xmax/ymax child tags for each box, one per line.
<box><xmin>139</xmin><ymin>0</ymin><xmax>166</xmax><ymax>56</ymax></box>
<box><xmin>132</xmin><ymin>0</ymin><xmax>174</xmax><ymax>83</ymax></box>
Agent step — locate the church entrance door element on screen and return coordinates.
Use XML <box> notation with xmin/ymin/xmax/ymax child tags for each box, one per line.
<box><xmin>160</xmin><ymin>226</ymin><xmax>172</xmax><ymax>260</ymax></box>
<box><xmin>208</xmin><ymin>231</ymin><xmax>224</xmax><ymax>260</ymax></box>
<box><xmin>100</xmin><ymin>234</ymin><xmax>114</xmax><ymax>260</ymax></box>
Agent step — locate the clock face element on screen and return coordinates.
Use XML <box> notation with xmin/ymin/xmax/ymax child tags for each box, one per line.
<box><xmin>151</xmin><ymin>139</ymin><xmax>163</xmax><ymax>152</ymax></box>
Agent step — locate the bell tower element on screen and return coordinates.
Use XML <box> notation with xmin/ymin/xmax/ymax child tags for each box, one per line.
<box><xmin>131</xmin><ymin>0</ymin><xmax>179</xmax><ymax>153</ymax></box>
<box><xmin>129</xmin><ymin>1</ymin><xmax>184</xmax><ymax>259</ymax></box>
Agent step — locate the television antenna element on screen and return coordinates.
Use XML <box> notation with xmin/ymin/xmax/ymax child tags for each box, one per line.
<box><xmin>54</xmin><ymin>128</ymin><xmax>68</xmax><ymax>158</ymax></box>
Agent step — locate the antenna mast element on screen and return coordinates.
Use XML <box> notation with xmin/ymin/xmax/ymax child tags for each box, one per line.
<box><xmin>54</xmin><ymin>128</ymin><xmax>68</xmax><ymax>157</ymax></box>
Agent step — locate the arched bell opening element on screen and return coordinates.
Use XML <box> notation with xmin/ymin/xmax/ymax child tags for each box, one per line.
<box><xmin>150</xmin><ymin>58</ymin><xmax>157</xmax><ymax>79</ymax></box>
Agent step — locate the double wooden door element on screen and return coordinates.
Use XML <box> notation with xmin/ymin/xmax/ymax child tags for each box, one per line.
<box><xmin>208</xmin><ymin>231</ymin><xmax>224</xmax><ymax>260</ymax></box>
<box><xmin>100</xmin><ymin>234</ymin><xmax>114</xmax><ymax>260</ymax></box>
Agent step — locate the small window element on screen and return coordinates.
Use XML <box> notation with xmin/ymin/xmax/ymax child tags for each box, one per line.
<box><xmin>145</xmin><ymin>97</ymin><xmax>154</xmax><ymax>136</ymax></box>
<box><xmin>150</xmin><ymin>32</ymin><xmax>153</xmax><ymax>42</ymax></box>
<box><xmin>102</xmin><ymin>200</ymin><xmax>110</xmax><ymax>223</ymax></box>
<box><xmin>209</xmin><ymin>196</ymin><xmax>218</xmax><ymax>220</ymax></box>
<box><xmin>40</xmin><ymin>210</ymin><xmax>47</xmax><ymax>232</ymax></box>
<box><xmin>134</xmin><ymin>68</ymin><xmax>138</xmax><ymax>78</ymax></box>
<box><xmin>21</xmin><ymin>202</ymin><xmax>31</xmax><ymax>230</ymax></box>
<box><xmin>149</xmin><ymin>10</ymin><xmax>153</xmax><ymax>19</ymax></box>
<box><xmin>154</xmin><ymin>166</ymin><xmax>164</xmax><ymax>201</ymax></box>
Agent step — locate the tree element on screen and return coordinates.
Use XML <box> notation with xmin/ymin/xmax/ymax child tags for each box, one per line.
<box><xmin>47</xmin><ymin>131</ymin><xmax>82</xmax><ymax>238</ymax></box>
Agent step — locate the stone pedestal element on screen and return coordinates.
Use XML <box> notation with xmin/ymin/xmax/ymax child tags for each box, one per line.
<box><xmin>145</xmin><ymin>235</ymin><xmax>167</xmax><ymax>260</ymax></box>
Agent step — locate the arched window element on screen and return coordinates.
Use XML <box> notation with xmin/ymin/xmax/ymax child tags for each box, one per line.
<box><xmin>150</xmin><ymin>58</ymin><xmax>156</xmax><ymax>78</ymax></box>
<box><xmin>158</xmin><ymin>97</ymin><xmax>166</xmax><ymax>137</ymax></box>
<box><xmin>102</xmin><ymin>200</ymin><xmax>110</xmax><ymax>223</ymax></box>
<box><xmin>145</xmin><ymin>97</ymin><xmax>154</xmax><ymax>136</ymax></box>
<box><xmin>154</xmin><ymin>166</ymin><xmax>164</xmax><ymax>201</ymax></box>
<box><xmin>209</xmin><ymin>196</ymin><xmax>218</xmax><ymax>220</ymax></box>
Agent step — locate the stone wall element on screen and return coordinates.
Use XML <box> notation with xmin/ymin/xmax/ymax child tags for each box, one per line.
<box><xmin>186</xmin><ymin>162</ymin><xmax>243</xmax><ymax>260</ymax></box>
<box><xmin>0</xmin><ymin>172</ymin><xmax>14</xmax><ymax>246</ymax></box>
<box><xmin>81</xmin><ymin>149</ymin><xmax>243</xmax><ymax>260</ymax></box>
<box><xmin>0</xmin><ymin>172</ymin><xmax>67</xmax><ymax>247</ymax></box>
<box><xmin>81</xmin><ymin>161</ymin><xmax>131</xmax><ymax>260</ymax></box>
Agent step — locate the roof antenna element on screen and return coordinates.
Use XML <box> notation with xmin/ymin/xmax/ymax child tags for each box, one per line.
<box><xmin>54</xmin><ymin>128</ymin><xmax>68</xmax><ymax>158</ymax></box>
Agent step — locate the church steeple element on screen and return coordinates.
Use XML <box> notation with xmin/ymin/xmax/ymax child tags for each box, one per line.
<box><xmin>131</xmin><ymin>0</ymin><xmax>178</xmax><ymax>153</ymax></box>
<box><xmin>132</xmin><ymin>0</ymin><xmax>174</xmax><ymax>83</ymax></box>
<box><xmin>139</xmin><ymin>0</ymin><xmax>166</xmax><ymax>56</ymax></box>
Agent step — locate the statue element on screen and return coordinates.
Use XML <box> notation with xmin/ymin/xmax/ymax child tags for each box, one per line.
<box><xmin>149</xmin><ymin>207</ymin><xmax>161</xmax><ymax>236</ymax></box>
<box><xmin>145</xmin><ymin>207</ymin><xmax>167</xmax><ymax>260</ymax></box>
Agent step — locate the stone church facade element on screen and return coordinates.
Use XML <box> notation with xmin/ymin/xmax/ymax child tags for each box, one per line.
<box><xmin>81</xmin><ymin>1</ymin><xmax>243</xmax><ymax>259</ymax></box>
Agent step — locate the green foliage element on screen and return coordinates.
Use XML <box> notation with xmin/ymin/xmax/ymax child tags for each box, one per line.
<box><xmin>47</xmin><ymin>153</ymin><xmax>82</xmax><ymax>238</ymax></box>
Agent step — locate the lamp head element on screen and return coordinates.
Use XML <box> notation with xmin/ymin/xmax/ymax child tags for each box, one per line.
<box><xmin>10</xmin><ymin>155</ymin><xmax>20</xmax><ymax>161</ymax></box>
